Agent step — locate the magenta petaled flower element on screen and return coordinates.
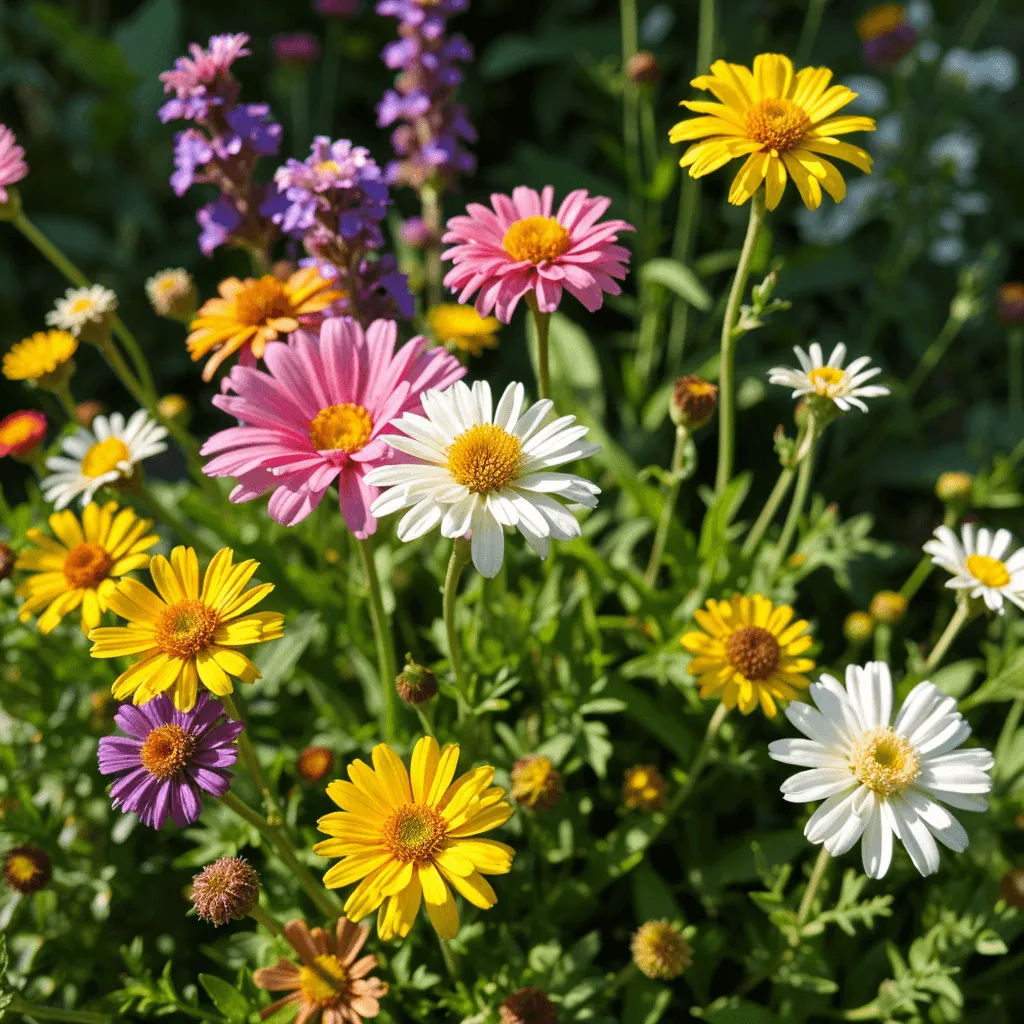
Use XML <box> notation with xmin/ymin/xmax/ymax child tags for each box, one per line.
<box><xmin>159</xmin><ymin>33</ymin><xmax>251</xmax><ymax>122</ymax></box>
<box><xmin>0</xmin><ymin>124</ymin><xmax>29</xmax><ymax>203</ymax></box>
<box><xmin>97</xmin><ymin>693</ymin><xmax>243</xmax><ymax>830</ymax></box>
<box><xmin>442</xmin><ymin>186</ymin><xmax>634</xmax><ymax>322</ymax></box>
<box><xmin>200</xmin><ymin>318</ymin><xmax>465</xmax><ymax>534</ymax></box>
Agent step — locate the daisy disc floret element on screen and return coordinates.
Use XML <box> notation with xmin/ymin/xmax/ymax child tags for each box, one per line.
<box><xmin>669</xmin><ymin>53</ymin><xmax>876</xmax><ymax>211</ymax></box>
<box><xmin>201</xmin><ymin>318</ymin><xmax>464</xmax><ymax>534</ymax></box>
<box><xmin>42</xmin><ymin>411</ymin><xmax>168</xmax><ymax>510</ymax></box>
<box><xmin>365</xmin><ymin>380</ymin><xmax>601</xmax><ymax>578</ymax></box>
<box><xmin>97</xmin><ymin>692</ymin><xmax>243</xmax><ymax>830</ymax></box>
<box><xmin>681</xmin><ymin>594</ymin><xmax>815</xmax><ymax>717</ymax></box>
<box><xmin>924</xmin><ymin>523</ymin><xmax>1024</xmax><ymax>615</ymax></box>
<box><xmin>89</xmin><ymin>545</ymin><xmax>284</xmax><ymax>711</ymax></box>
<box><xmin>768</xmin><ymin>342</ymin><xmax>889</xmax><ymax>413</ymax></box>
<box><xmin>15</xmin><ymin>502</ymin><xmax>158</xmax><ymax>636</ymax></box>
<box><xmin>3</xmin><ymin>330</ymin><xmax>77</xmax><ymax>384</ymax></box>
<box><xmin>442</xmin><ymin>185</ymin><xmax>633</xmax><ymax>322</ymax></box>
<box><xmin>46</xmin><ymin>285</ymin><xmax>118</xmax><ymax>338</ymax></box>
<box><xmin>769</xmin><ymin>661</ymin><xmax>994</xmax><ymax>878</ymax></box>
<box><xmin>314</xmin><ymin>736</ymin><xmax>515</xmax><ymax>941</ymax></box>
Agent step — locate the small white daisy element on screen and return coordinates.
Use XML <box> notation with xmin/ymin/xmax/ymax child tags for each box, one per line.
<box><xmin>768</xmin><ymin>342</ymin><xmax>889</xmax><ymax>412</ymax></box>
<box><xmin>923</xmin><ymin>523</ymin><xmax>1024</xmax><ymax>614</ymax></box>
<box><xmin>46</xmin><ymin>285</ymin><xmax>118</xmax><ymax>337</ymax></box>
<box><xmin>769</xmin><ymin>661</ymin><xmax>993</xmax><ymax>879</ymax></box>
<box><xmin>42</xmin><ymin>411</ymin><xmax>168</xmax><ymax>510</ymax></box>
<box><xmin>365</xmin><ymin>380</ymin><xmax>600</xmax><ymax>578</ymax></box>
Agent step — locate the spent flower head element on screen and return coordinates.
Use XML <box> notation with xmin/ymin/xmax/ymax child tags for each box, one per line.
<box><xmin>870</xmin><ymin>590</ymin><xmax>908</xmax><ymax>625</ymax></box>
<box><xmin>670</xmin><ymin>376</ymin><xmax>719</xmax><ymax>430</ymax></box>
<box><xmin>631</xmin><ymin>920</ymin><xmax>692</xmax><ymax>980</ymax></box>
<box><xmin>499</xmin><ymin>988</ymin><xmax>559</xmax><ymax>1024</ymax></box>
<box><xmin>297</xmin><ymin>746</ymin><xmax>335</xmax><ymax>784</ymax></box>
<box><xmin>146</xmin><ymin>268</ymin><xmax>198</xmax><ymax>321</ymax></box>
<box><xmin>395</xmin><ymin>656</ymin><xmax>438</xmax><ymax>706</ymax></box>
<box><xmin>191</xmin><ymin>856</ymin><xmax>260</xmax><ymax>925</ymax></box>
<box><xmin>3</xmin><ymin>845</ymin><xmax>51</xmax><ymax>894</ymax></box>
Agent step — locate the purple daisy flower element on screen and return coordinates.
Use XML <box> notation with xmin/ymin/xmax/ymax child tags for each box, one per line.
<box><xmin>97</xmin><ymin>693</ymin><xmax>243</xmax><ymax>830</ymax></box>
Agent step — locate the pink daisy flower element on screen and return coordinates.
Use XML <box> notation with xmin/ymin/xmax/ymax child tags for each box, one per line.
<box><xmin>0</xmin><ymin>124</ymin><xmax>28</xmax><ymax>204</ymax></box>
<box><xmin>200</xmin><ymin>317</ymin><xmax>465</xmax><ymax>534</ymax></box>
<box><xmin>441</xmin><ymin>185</ymin><xmax>634</xmax><ymax>323</ymax></box>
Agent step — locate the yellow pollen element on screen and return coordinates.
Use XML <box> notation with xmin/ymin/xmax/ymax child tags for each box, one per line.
<box><xmin>314</xmin><ymin>160</ymin><xmax>343</xmax><ymax>175</ymax></box>
<box><xmin>446</xmin><ymin>424</ymin><xmax>523</xmax><ymax>494</ymax></box>
<box><xmin>63</xmin><ymin>542</ymin><xmax>114</xmax><ymax>590</ymax></box>
<box><xmin>966</xmin><ymin>553</ymin><xmax>1011</xmax><ymax>589</ymax></box>
<box><xmin>724</xmin><ymin>625</ymin><xmax>781</xmax><ymax>681</ymax></box>
<box><xmin>851</xmin><ymin>728</ymin><xmax>919</xmax><ymax>796</ymax></box>
<box><xmin>156</xmin><ymin>599</ymin><xmax>219</xmax><ymax>659</ymax></box>
<box><xmin>81</xmin><ymin>437</ymin><xmax>131</xmax><ymax>478</ymax></box>
<box><xmin>299</xmin><ymin>954</ymin><xmax>347</xmax><ymax>1007</ymax></box>
<box><xmin>309</xmin><ymin>403</ymin><xmax>373</xmax><ymax>453</ymax></box>
<box><xmin>140</xmin><ymin>724</ymin><xmax>195</xmax><ymax>780</ymax></box>
<box><xmin>6</xmin><ymin>854</ymin><xmax>40</xmax><ymax>885</ymax></box>
<box><xmin>382</xmin><ymin>804</ymin><xmax>447</xmax><ymax>863</ymax></box>
<box><xmin>745</xmin><ymin>98</ymin><xmax>812</xmax><ymax>155</ymax></box>
<box><xmin>232</xmin><ymin>276</ymin><xmax>297</xmax><ymax>326</ymax></box>
<box><xmin>808</xmin><ymin>366</ymin><xmax>846</xmax><ymax>394</ymax></box>
<box><xmin>502</xmin><ymin>216</ymin><xmax>572</xmax><ymax>264</ymax></box>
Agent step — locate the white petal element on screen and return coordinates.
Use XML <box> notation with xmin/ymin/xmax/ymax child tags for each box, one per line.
<box><xmin>441</xmin><ymin>494</ymin><xmax>477</xmax><ymax>538</ymax></box>
<box><xmin>492</xmin><ymin>382</ymin><xmax>524</xmax><ymax>431</ymax></box>
<box><xmin>805</xmin><ymin>788</ymin><xmax>861</xmax><ymax>844</ymax></box>
<box><xmin>903</xmin><ymin>789</ymin><xmax>970</xmax><ymax>852</ymax></box>
<box><xmin>470</xmin><ymin>505</ymin><xmax>505</xmax><ymax>578</ymax></box>
<box><xmin>767</xmin><ymin>738</ymin><xmax>849</xmax><ymax>768</ymax></box>
<box><xmin>861</xmin><ymin>795</ymin><xmax>893</xmax><ymax>879</ymax></box>
<box><xmin>889</xmin><ymin>795</ymin><xmax>941</xmax><ymax>876</ymax></box>
<box><xmin>397</xmin><ymin>498</ymin><xmax>443</xmax><ymax>541</ymax></box>
<box><xmin>781</xmin><ymin>769</ymin><xmax>858</xmax><ymax>803</ymax></box>
<box><xmin>784</xmin><ymin>698</ymin><xmax>848</xmax><ymax>749</ymax></box>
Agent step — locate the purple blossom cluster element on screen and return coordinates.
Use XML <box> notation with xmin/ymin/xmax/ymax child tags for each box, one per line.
<box><xmin>160</xmin><ymin>34</ymin><xmax>283</xmax><ymax>257</ymax></box>
<box><xmin>376</xmin><ymin>0</ymin><xmax>476</xmax><ymax>192</ymax></box>
<box><xmin>274</xmin><ymin>137</ymin><xmax>413</xmax><ymax>320</ymax></box>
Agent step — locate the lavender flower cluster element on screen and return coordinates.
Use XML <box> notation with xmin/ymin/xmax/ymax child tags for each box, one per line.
<box><xmin>376</xmin><ymin>0</ymin><xmax>476</xmax><ymax>194</ymax></box>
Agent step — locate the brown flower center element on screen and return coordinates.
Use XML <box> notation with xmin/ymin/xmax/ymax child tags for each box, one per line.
<box><xmin>446</xmin><ymin>423</ymin><xmax>523</xmax><ymax>494</ymax></box>
<box><xmin>382</xmin><ymin>804</ymin><xmax>447</xmax><ymax>863</ymax></box>
<box><xmin>140</xmin><ymin>724</ymin><xmax>195</xmax><ymax>779</ymax></box>
<box><xmin>965</xmin><ymin>553</ymin><xmax>1011</xmax><ymax>589</ymax></box>
<box><xmin>299</xmin><ymin>954</ymin><xmax>347</xmax><ymax>1008</ymax></box>
<box><xmin>850</xmin><ymin>728</ymin><xmax>919</xmax><ymax>796</ymax></box>
<box><xmin>62</xmin><ymin>542</ymin><xmax>114</xmax><ymax>589</ymax></box>
<box><xmin>232</xmin><ymin>276</ymin><xmax>298</xmax><ymax>327</ymax></box>
<box><xmin>502</xmin><ymin>215</ymin><xmax>572</xmax><ymax>264</ymax></box>
<box><xmin>724</xmin><ymin>625</ymin><xmax>781</xmax><ymax>681</ymax></box>
<box><xmin>309</xmin><ymin>403</ymin><xmax>373</xmax><ymax>453</ymax></box>
<box><xmin>156</xmin><ymin>599</ymin><xmax>219</xmax><ymax>659</ymax></box>
<box><xmin>745</xmin><ymin>98</ymin><xmax>812</xmax><ymax>154</ymax></box>
<box><xmin>81</xmin><ymin>437</ymin><xmax>131</xmax><ymax>478</ymax></box>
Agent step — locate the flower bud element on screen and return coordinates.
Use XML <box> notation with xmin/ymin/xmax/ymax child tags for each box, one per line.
<box><xmin>670</xmin><ymin>376</ymin><xmax>718</xmax><ymax>430</ymax></box>
<box><xmin>499</xmin><ymin>987</ymin><xmax>559</xmax><ymax>1024</ymax></box>
<box><xmin>75</xmin><ymin>400</ymin><xmax>105</xmax><ymax>428</ymax></box>
<box><xmin>997</xmin><ymin>282</ymin><xmax>1024</xmax><ymax>326</ymax></box>
<box><xmin>0</xmin><ymin>541</ymin><xmax>13</xmax><ymax>581</ymax></box>
<box><xmin>272</xmin><ymin>32</ymin><xmax>322</xmax><ymax>66</ymax></box>
<box><xmin>511</xmin><ymin>755</ymin><xmax>564</xmax><ymax>811</ymax></box>
<box><xmin>935</xmin><ymin>471</ymin><xmax>973</xmax><ymax>504</ymax></box>
<box><xmin>626</xmin><ymin>51</ymin><xmax>661</xmax><ymax>85</ymax></box>
<box><xmin>145</xmin><ymin>268</ymin><xmax>198</xmax><ymax>322</ymax></box>
<box><xmin>869</xmin><ymin>590</ymin><xmax>908</xmax><ymax>625</ymax></box>
<box><xmin>401</xmin><ymin>216</ymin><xmax>438</xmax><ymax>249</ymax></box>
<box><xmin>1000</xmin><ymin>869</ymin><xmax>1024</xmax><ymax>908</ymax></box>
<box><xmin>191</xmin><ymin>856</ymin><xmax>260</xmax><ymax>926</ymax></box>
<box><xmin>395</xmin><ymin>656</ymin><xmax>438</xmax><ymax>706</ymax></box>
<box><xmin>297</xmin><ymin>745</ymin><xmax>334</xmax><ymax>784</ymax></box>
<box><xmin>843</xmin><ymin>611</ymin><xmax>874</xmax><ymax>644</ymax></box>
<box><xmin>158</xmin><ymin>393</ymin><xmax>190</xmax><ymax>425</ymax></box>
<box><xmin>631</xmin><ymin>919</ymin><xmax>692</xmax><ymax>980</ymax></box>
<box><xmin>3</xmin><ymin>845</ymin><xmax>52</xmax><ymax>894</ymax></box>
<box><xmin>623</xmin><ymin>764</ymin><xmax>666</xmax><ymax>812</ymax></box>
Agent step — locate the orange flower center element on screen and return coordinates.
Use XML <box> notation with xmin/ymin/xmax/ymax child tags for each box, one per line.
<box><xmin>966</xmin><ymin>553</ymin><xmax>1011</xmax><ymax>589</ymax></box>
<box><xmin>808</xmin><ymin>366</ymin><xmax>846</xmax><ymax>394</ymax></box>
<box><xmin>299</xmin><ymin>954</ymin><xmax>347</xmax><ymax>1007</ymax></box>
<box><xmin>850</xmin><ymin>727</ymin><xmax>919</xmax><ymax>796</ymax></box>
<box><xmin>157</xmin><ymin>599</ymin><xmax>219</xmax><ymax>658</ymax></box>
<box><xmin>140</xmin><ymin>724</ymin><xmax>195</xmax><ymax>779</ymax></box>
<box><xmin>382</xmin><ymin>804</ymin><xmax>447</xmax><ymax>863</ymax></box>
<box><xmin>724</xmin><ymin>625</ymin><xmax>781</xmax><ymax>681</ymax></box>
<box><xmin>745</xmin><ymin>98</ymin><xmax>811</xmax><ymax>154</ymax></box>
<box><xmin>309</xmin><ymin>403</ymin><xmax>373</xmax><ymax>452</ymax></box>
<box><xmin>446</xmin><ymin>424</ymin><xmax>523</xmax><ymax>494</ymax></box>
<box><xmin>81</xmin><ymin>437</ymin><xmax>130</xmax><ymax>478</ymax></box>
<box><xmin>232</xmin><ymin>276</ymin><xmax>298</xmax><ymax>327</ymax></box>
<box><xmin>502</xmin><ymin>216</ymin><xmax>572</xmax><ymax>264</ymax></box>
<box><xmin>63</xmin><ymin>542</ymin><xmax>114</xmax><ymax>589</ymax></box>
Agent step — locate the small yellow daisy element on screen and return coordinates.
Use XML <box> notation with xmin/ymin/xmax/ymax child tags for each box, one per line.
<box><xmin>681</xmin><ymin>594</ymin><xmax>815</xmax><ymax>717</ymax></box>
<box><xmin>15</xmin><ymin>502</ymin><xmax>157</xmax><ymax>636</ymax></box>
<box><xmin>427</xmin><ymin>304</ymin><xmax>501</xmax><ymax>356</ymax></box>
<box><xmin>3</xmin><ymin>330</ymin><xmax>78</xmax><ymax>385</ymax></box>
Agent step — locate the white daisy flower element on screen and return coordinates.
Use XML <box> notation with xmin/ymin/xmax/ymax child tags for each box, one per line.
<box><xmin>768</xmin><ymin>342</ymin><xmax>890</xmax><ymax>413</ymax></box>
<box><xmin>923</xmin><ymin>523</ymin><xmax>1024</xmax><ymax>614</ymax></box>
<box><xmin>42</xmin><ymin>411</ymin><xmax>168</xmax><ymax>510</ymax></box>
<box><xmin>46</xmin><ymin>285</ymin><xmax>118</xmax><ymax>337</ymax></box>
<box><xmin>365</xmin><ymin>380</ymin><xmax>600</xmax><ymax>578</ymax></box>
<box><xmin>769</xmin><ymin>661</ymin><xmax>993</xmax><ymax>879</ymax></box>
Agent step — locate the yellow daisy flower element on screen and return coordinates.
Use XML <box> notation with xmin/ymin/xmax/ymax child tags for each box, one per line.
<box><xmin>186</xmin><ymin>268</ymin><xmax>344</xmax><ymax>381</ymax></box>
<box><xmin>669</xmin><ymin>52</ymin><xmax>876</xmax><ymax>211</ymax></box>
<box><xmin>427</xmin><ymin>304</ymin><xmax>501</xmax><ymax>357</ymax></box>
<box><xmin>3</xmin><ymin>330</ymin><xmax>78</xmax><ymax>385</ymax></box>
<box><xmin>680</xmin><ymin>594</ymin><xmax>815</xmax><ymax>717</ymax></box>
<box><xmin>15</xmin><ymin>502</ymin><xmax>157</xmax><ymax>636</ymax></box>
<box><xmin>88</xmin><ymin>546</ymin><xmax>285</xmax><ymax>711</ymax></box>
<box><xmin>314</xmin><ymin>736</ymin><xmax>515</xmax><ymax>942</ymax></box>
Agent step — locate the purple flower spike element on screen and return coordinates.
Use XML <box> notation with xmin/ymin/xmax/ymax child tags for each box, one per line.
<box><xmin>98</xmin><ymin>692</ymin><xmax>244</xmax><ymax>830</ymax></box>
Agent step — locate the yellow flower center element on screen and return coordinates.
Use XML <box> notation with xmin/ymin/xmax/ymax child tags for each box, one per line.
<box><xmin>299</xmin><ymin>954</ymin><xmax>347</xmax><ymax>1007</ymax></box>
<box><xmin>63</xmin><ymin>542</ymin><xmax>114</xmax><ymax>590</ymax></box>
<box><xmin>156</xmin><ymin>599</ymin><xmax>219</xmax><ymax>659</ymax></box>
<box><xmin>446</xmin><ymin>424</ymin><xmax>523</xmax><ymax>494</ymax></box>
<box><xmin>69</xmin><ymin>297</ymin><xmax>96</xmax><ymax>314</ymax></box>
<box><xmin>0</xmin><ymin>415</ymin><xmax>40</xmax><ymax>449</ymax></box>
<box><xmin>724</xmin><ymin>625</ymin><xmax>781</xmax><ymax>681</ymax></box>
<box><xmin>81</xmin><ymin>437</ymin><xmax>131</xmax><ymax>478</ymax></box>
<box><xmin>745</xmin><ymin>98</ymin><xmax>812</xmax><ymax>155</ymax></box>
<box><xmin>140</xmin><ymin>724</ymin><xmax>195</xmax><ymax>780</ymax></box>
<box><xmin>428</xmin><ymin>303</ymin><xmax>499</xmax><ymax>341</ymax></box>
<box><xmin>623</xmin><ymin>766</ymin><xmax>666</xmax><ymax>810</ymax></box>
<box><xmin>502</xmin><ymin>216</ymin><xmax>572</xmax><ymax>264</ymax></box>
<box><xmin>5</xmin><ymin>853</ymin><xmax>41</xmax><ymax>885</ymax></box>
<box><xmin>309</xmin><ymin>403</ymin><xmax>374</xmax><ymax>453</ymax></box>
<box><xmin>314</xmin><ymin>160</ymin><xmax>343</xmax><ymax>175</ymax></box>
<box><xmin>232</xmin><ymin>276</ymin><xmax>298</xmax><ymax>327</ymax></box>
<box><xmin>965</xmin><ymin>553</ymin><xmax>1011</xmax><ymax>588</ymax></box>
<box><xmin>808</xmin><ymin>366</ymin><xmax>846</xmax><ymax>394</ymax></box>
<box><xmin>851</xmin><ymin>727</ymin><xmax>919</xmax><ymax>796</ymax></box>
<box><xmin>382</xmin><ymin>804</ymin><xmax>447</xmax><ymax>863</ymax></box>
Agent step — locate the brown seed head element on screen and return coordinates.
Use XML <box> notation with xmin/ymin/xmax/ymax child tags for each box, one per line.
<box><xmin>499</xmin><ymin>987</ymin><xmax>559</xmax><ymax>1024</ymax></box>
<box><xmin>191</xmin><ymin>856</ymin><xmax>261</xmax><ymax>926</ymax></box>
<box><xmin>631</xmin><ymin>920</ymin><xmax>692</xmax><ymax>980</ymax></box>
<box><xmin>670</xmin><ymin>376</ymin><xmax>718</xmax><ymax>430</ymax></box>
<box><xmin>870</xmin><ymin>590</ymin><xmax>908</xmax><ymax>625</ymax></box>
<box><xmin>626</xmin><ymin>51</ymin><xmax>661</xmax><ymax>85</ymax></box>
<box><xmin>395</xmin><ymin>656</ymin><xmax>438</xmax><ymax>705</ymax></box>
<box><xmin>511</xmin><ymin>755</ymin><xmax>564</xmax><ymax>811</ymax></box>
<box><xmin>0</xmin><ymin>540</ymin><xmax>14</xmax><ymax>581</ymax></box>
<box><xmin>3</xmin><ymin>845</ymin><xmax>52</xmax><ymax>894</ymax></box>
<box><xmin>298</xmin><ymin>745</ymin><xmax>335</xmax><ymax>784</ymax></box>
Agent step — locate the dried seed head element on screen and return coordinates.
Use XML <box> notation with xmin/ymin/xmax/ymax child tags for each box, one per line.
<box><xmin>395</xmin><ymin>656</ymin><xmax>438</xmax><ymax>706</ymax></box>
<box><xmin>498</xmin><ymin>987</ymin><xmax>559</xmax><ymax>1024</ymax></box>
<box><xmin>631</xmin><ymin>920</ymin><xmax>692</xmax><ymax>980</ymax></box>
<box><xmin>670</xmin><ymin>376</ymin><xmax>718</xmax><ymax>430</ymax></box>
<box><xmin>297</xmin><ymin>745</ymin><xmax>334</xmax><ymax>784</ymax></box>
<box><xmin>191</xmin><ymin>856</ymin><xmax>260</xmax><ymax>926</ymax></box>
<box><xmin>869</xmin><ymin>591</ymin><xmax>908</xmax><ymax>626</ymax></box>
<box><xmin>3</xmin><ymin>845</ymin><xmax>52</xmax><ymax>894</ymax></box>
<box><xmin>511</xmin><ymin>755</ymin><xmax>564</xmax><ymax>811</ymax></box>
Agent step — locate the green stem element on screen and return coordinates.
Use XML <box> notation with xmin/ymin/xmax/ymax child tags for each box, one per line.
<box><xmin>741</xmin><ymin>465</ymin><xmax>796</xmax><ymax>557</ymax></box>
<box><xmin>639</xmin><ymin>89</ymin><xmax>658</xmax><ymax>182</ymax></box>
<box><xmin>289</xmin><ymin>71</ymin><xmax>310</xmax><ymax>154</ymax></box>
<box><xmin>959</xmin><ymin>0</ymin><xmax>1000</xmax><ymax>46</ymax></box>
<box><xmin>111</xmin><ymin>317</ymin><xmax>158</xmax><ymax>402</ymax></box>
<box><xmin>644</xmin><ymin>425</ymin><xmax>690</xmax><ymax>586</ymax></box>
<box><xmin>714</xmin><ymin>190</ymin><xmax>765</xmax><ymax>495</ymax></box>
<box><xmin>1009</xmin><ymin>328</ymin><xmax>1023</xmax><ymax>418</ymax></box>
<box><xmin>443</xmin><ymin>539</ymin><xmax>473</xmax><ymax>706</ymax></box>
<box><xmin>357</xmin><ymin>539</ymin><xmax>399</xmax><ymax>744</ymax></box>
<box><xmin>619</xmin><ymin>0</ymin><xmax>641</xmax><ymax>224</ymax></box>
<box><xmin>222</xmin><ymin>693</ymin><xmax>283</xmax><ymax>824</ymax></box>
<box><xmin>770</xmin><ymin>435</ymin><xmax>815</xmax><ymax>576</ymax></box>
<box><xmin>438</xmin><ymin>936</ymin><xmax>459</xmax><ymax>979</ymax></box>
<box><xmin>317</xmin><ymin>20</ymin><xmax>345</xmax><ymax>133</ymax></box>
<box><xmin>840</xmin><ymin>1000</ymin><xmax>881</xmax><ymax>1022</ymax></box>
<box><xmin>4</xmin><ymin>996</ymin><xmax>111</xmax><ymax>1023</ymax></box>
<box><xmin>248</xmin><ymin>901</ymin><xmax>286</xmax><ymax>938</ymax></box>
<box><xmin>421</xmin><ymin>182</ymin><xmax>444</xmax><ymax>309</ymax></box>
<box><xmin>901</xmin><ymin>509</ymin><xmax>956</xmax><ymax>600</ymax></box>
<box><xmin>873</xmin><ymin>623</ymin><xmax>892</xmax><ymax>664</ymax></box>
<box><xmin>795</xmin><ymin>847</ymin><xmax>831</xmax><ymax>936</ymax></box>
<box><xmin>994</xmin><ymin>696</ymin><xmax>1023</xmax><ymax>788</ymax></box>
<box><xmin>795</xmin><ymin>0</ymin><xmax>830</xmax><ymax>66</ymax></box>
<box><xmin>528</xmin><ymin>301</ymin><xmax>552</xmax><ymax>401</ymax></box>
<box><xmin>51</xmin><ymin>381</ymin><xmax>79</xmax><ymax>422</ymax></box>
<box><xmin>606</xmin><ymin>963</ymin><xmax>637</xmax><ymax>997</ymax></box>
<box><xmin>925</xmin><ymin>601</ymin><xmax>971</xmax><ymax>672</ymax></box>
<box><xmin>905</xmin><ymin>313</ymin><xmax>964</xmax><ymax>397</ymax></box>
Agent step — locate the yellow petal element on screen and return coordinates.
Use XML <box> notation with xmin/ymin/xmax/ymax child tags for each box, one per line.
<box><xmin>150</xmin><ymin>553</ymin><xmax>185</xmax><ymax>605</ymax></box>
<box><xmin>424</xmin><ymin>882</ymin><xmax>459</xmax><ymax>940</ymax></box>
<box><xmin>410</xmin><ymin>736</ymin><xmax>441</xmax><ymax>804</ymax></box>
<box><xmin>323</xmin><ymin>851</ymin><xmax>392</xmax><ymax>889</ymax></box>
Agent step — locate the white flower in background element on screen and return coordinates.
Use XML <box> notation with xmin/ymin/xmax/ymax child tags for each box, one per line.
<box><xmin>42</xmin><ymin>411</ymin><xmax>168</xmax><ymax>510</ymax></box>
<box><xmin>796</xmin><ymin>177</ymin><xmax>887</xmax><ymax>246</ymax></box>
<box><xmin>844</xmin><ymin>75</ymin><xmax>889</xmax><ymax>113</ymax></box>
<box><xmin>928</xmin><ymin>131</ymin><xmax>980</xmax><ymax>185</ymax></box>
<box><xmin>872</xmin><ymin>113</ymin><xmax>904</xmax><ymax>153</ymax></box>
<box><xmin>365</xmin><ymin>380</ymin><xmax>600</xmax><ymax>578</ymax></box>
<box><xmin>952</xmin><ymin>191</ymin><xmax>988</xmax><ymax>216</ymax></box>
<box><xmin>928</xmin><ymin>236</ymin><xmax>965</xmax><ymax>266</ymax></box>
<box><xmin>768</xmin><ymin>343</ymin><xmax>889</xmax><ymax>413</ymax></box>
<box><xmin>924</xmin><ymin>523</ymin><xmax>1024</xmax><ymax>614</ymax></box>
<box><xmin>46</xmin><ymin>285</ymin><xmax>118</xmax><ymax>337</ymax></box>
<box><xmin>906</xmin><ymin>0</ymin><xmax>933</xmax><ymax>28</ymax></box>
<box><xmin>940</xmin><ymin>47</ymin><xmax>1018</xmax><ymax>92</ymax></box>
<box><xmin>769</xmin><ymin>662</ymin><xmax>993</xmax><ymax>878</ymax></box>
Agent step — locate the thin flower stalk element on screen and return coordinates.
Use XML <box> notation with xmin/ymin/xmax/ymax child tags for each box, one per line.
<box><xmin>443</xmin><ymin>538</ymin><xmax>473</xmax><ymax>711</ymax></box>
<box><xmin>644</xmin><ymin>425</ymin><xmax>690</xmax><ymax>586</ymax></box>
<box><xmin>924</xmin><ymin>601</ymin><xmax>972</xmax><ymax>672</ymax></box>
<box><xmin>357</xmin><ymin>539</ymin><xmax>399</xmax><ymax>743</ymax></box>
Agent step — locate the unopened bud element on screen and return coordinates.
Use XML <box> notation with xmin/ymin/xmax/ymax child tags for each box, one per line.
<box><xmin>395</xmin><ymin>656</ymin><xmax>438</xmax><ymax>706</ymax></box>
<box><xmin>499</xmin><ymin>988</ymin><xmax>559</xmax><ymax>1024</ymax></box>
<box><xmin>0</xmin><ymin>541</ymin><xmax>13</xmax><ymax>581</ymax></box>
<box><xmin>145</xmin><ymin>268</ymin><xmax>198</xmax><ymax>322</ymax></box>
<box><xmin>1000</xmin><ymin>869</ymin><xmax>1024</xmax><ymax>908</ymax></box>
<box><xmin>511</xmin><ymin>755</ymin><xmax>564</xmax><ymax>811</ymax></box>
<box><xmin>870</xmin><ymin>590</ymin><xmax>908</xmax><ymax>625</ymax></box>
<box><xmin>670</xmin><ymin>376</ymin><xmax>718</xmax><ymax>430</ymax></box>
<box><xmin>190</xmin><ymin>856</ymin><xmax>260</xmax><ymax>926</ymax></box>
<box><xmin>997</xmin><ymin>282</ymin><xmax>1024</xmax><ymax>326</ymax></box>
<box><xmin>626</xmin><ymin>50</ymin><xmax>661</xmax><ymax>85</ymax></box>
<box><xmin>844</xmin><ymin>611</ymin><xmax>874</xmax><ymax>644</ymax></box>
<box><xmin>75</xmin><ymin>400</ymin><xmax>105</xmax><ymax>428</ymax></box>
<box><xmin>935</xmin><ymin>471</ymin><xmax>973</xmax><ymax>504</ymax></box>
<box><xmin>631</xmin><ymin>919</ymin><xmax>692</xmax><ymax>980</ymax></box>
<box><xmin>401</xmin><ymin>216</ymin><xmax>438</xmax><ymax>249</ymax></box>
<box><xmin>297</xmin><ymin>745</ymin><xmax>334</xmax><ymax>784</ymax></box>
<box><xmin>3</xmin><ymin>845</ymin><xmax>51</xmax><ymax>894</ymax></box>
<box><xmin>158</xmin><ymin>393</ymin><xmax>190</xmax><ymax>424</ymax></box>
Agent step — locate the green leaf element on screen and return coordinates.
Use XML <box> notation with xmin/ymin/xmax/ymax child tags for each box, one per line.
<box><xmin>252</xmin><ymin>611</ymin><xmax>322</xmax><ymax>691</ymax></box>
<box><xmin>961</xmin><ymin>648</ymin><xmax>1024</xmax><ymax>708</ymax></box>
<box><xmin>640</xmin><ymin>258</ymin><xmax>713</xmax><ymax>310</ymax></box>
<box><xmin>198</xmin><ymin>974</ymin><xmax>249</xmax><ymax>1021</ymax></box>
<box><xmin>633</xmin><ymin>861</ymin><xmax>682</xmax><ymax>924</ymax></box>
<box><xmin>578</xmin><ymin>698</ymin><xmax>627</xmax><ymax>715</ymax></box>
